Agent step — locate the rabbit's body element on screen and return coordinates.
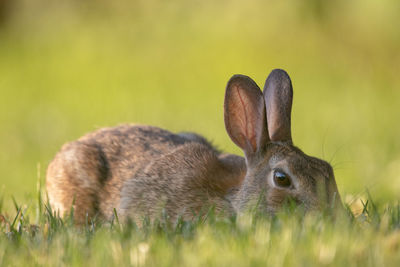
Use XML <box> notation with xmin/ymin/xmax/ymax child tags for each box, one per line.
<box><xmin>47</xmin><ymin>124</ymin><xmax>245</xmax><ymax>223</ymax></box>
<box><xmin>47</xmin><ymin>69</ymin><xmax>342</xmax><ymax>224</ymax></box>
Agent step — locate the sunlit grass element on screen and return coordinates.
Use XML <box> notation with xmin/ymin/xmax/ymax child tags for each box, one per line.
<box><xmin>1</xmin><ymin>189</ymin><xmax>400</xmax><ymax>266</ymax></box>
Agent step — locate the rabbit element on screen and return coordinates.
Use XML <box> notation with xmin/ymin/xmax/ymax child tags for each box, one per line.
<box><xmin>46</xmin><ymin>69</ymin><xmax>342</xmax><ymax>224</ymax></box>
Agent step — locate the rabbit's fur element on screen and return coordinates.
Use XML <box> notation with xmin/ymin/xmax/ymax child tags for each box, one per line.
<box><xmin>46</xmin><ymin>69</ymin><xmax>341</xmax><ymax>224</ymax></box>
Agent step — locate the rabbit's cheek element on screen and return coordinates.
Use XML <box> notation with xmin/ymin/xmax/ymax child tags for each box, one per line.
<box><xmin>233</xmin><ymin>179</ymin><xmax>269</xmax><ymax>212</ymax></box>
<box><xmin>264</xmin><ymin>188</ymin><xmax>297</xmax><ymax>211</ymax></box>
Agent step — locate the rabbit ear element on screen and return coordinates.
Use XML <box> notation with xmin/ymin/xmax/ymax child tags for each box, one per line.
<box><xmin>224</xmin><ymin>75</ymin><xmax>269</xmax><ymax>156</ymax></box>
<box><xmin>263</xmin><ymin>69</ymin><xmax>293</xmax><ymax>143</ymax></box>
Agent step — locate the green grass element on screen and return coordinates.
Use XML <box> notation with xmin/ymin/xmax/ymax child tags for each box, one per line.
<box><xmin>1</xmin><ymin>0</ymin><xmax>400</xmax><ymax>265</ymax></box>
<box><xmin>1</xmin><ymin>191</ymin><xmax>400</xmax><ymax>266</ymax></box>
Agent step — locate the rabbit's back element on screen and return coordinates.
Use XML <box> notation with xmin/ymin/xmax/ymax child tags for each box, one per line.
<box><xmin>79</xmin><ymin>124</ymin><xmax>203</xmax><ymax>162</ymax></box>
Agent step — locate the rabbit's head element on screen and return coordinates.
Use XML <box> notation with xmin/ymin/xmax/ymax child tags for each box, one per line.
<box><xmin>225</xmin><ymin>69</ymin><xmax>341</xmax><ymax>214</ymax></box>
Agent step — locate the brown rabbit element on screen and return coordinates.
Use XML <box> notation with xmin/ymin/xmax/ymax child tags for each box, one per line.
<box><xmin>46</xmin><ymin>69</ymin><xmax>341</xmax><ymax>224</ymax></box>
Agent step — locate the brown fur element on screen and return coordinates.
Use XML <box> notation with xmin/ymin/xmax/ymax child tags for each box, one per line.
<box><xmin>46</xmin><ymin>69</ymin><xmax>341</xmax><ymax>224</ymax></box>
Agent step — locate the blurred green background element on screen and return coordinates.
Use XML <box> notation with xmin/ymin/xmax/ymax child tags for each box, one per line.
<box><xmin>0</xmin><ymin>0</ymin><xmax>399</xmax><ymax>209</ymax></box>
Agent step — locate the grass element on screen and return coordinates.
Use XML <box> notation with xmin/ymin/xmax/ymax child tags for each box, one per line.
<box><xmin>1</xmin><ymin>0</ymin><xmax>400</xmax><ymax>266</ymax></box>
<box><xmin>1</xmin><ymin>188</ymin><xmax>400</xmax><ymax>266</ymax></box>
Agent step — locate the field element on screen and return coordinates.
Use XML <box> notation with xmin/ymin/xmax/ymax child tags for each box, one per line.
<box><xmin>1</xmin><ymin>0</ymin><xmax>400</xmax><ymax>265</ymax></box>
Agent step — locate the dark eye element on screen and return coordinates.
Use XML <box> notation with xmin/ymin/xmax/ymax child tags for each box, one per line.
<box><xmin>273</xmin><ymin>170</ymin><xmax>291</xmax><ymax>188</ymax></box>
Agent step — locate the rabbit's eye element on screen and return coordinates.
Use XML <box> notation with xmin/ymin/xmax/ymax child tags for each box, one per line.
<box><xmin>273</xmin><ymin>170</ymin><xmax>291</xmax><ymax>188</ymax></box>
